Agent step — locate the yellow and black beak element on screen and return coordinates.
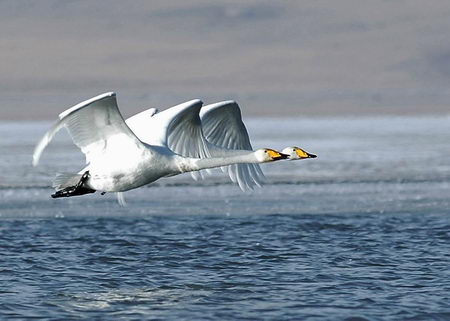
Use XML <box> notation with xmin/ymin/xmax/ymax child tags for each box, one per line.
<box><xmin>267</xmin><ymin>150</ymin><xmax>290</xmax><ymax>160</ymax></box>
<box><xmin>275</xmin><ymin>153</ymin><xmax>290</xmax><ymax>160</ymax></box>
<box><xmin>296</xmin><ymin>149</ymin><xmax>317</xmax><ymax>159</ymax></box>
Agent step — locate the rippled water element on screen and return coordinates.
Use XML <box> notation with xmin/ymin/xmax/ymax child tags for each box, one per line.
<box><xmin>1</xmin><ymin>117</ymin><xmax>450</xmax><ymax>320</ymax></box>
<box><xmin>2</xmin><ymin>213</ymin><xmax>450</xmax><ymax>321</ymax></box>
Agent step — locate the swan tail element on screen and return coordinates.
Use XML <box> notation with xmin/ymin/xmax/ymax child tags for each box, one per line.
<box><xmin>52</xmin><ymin>172</ymin><xmax>82</xmax><ymax>190</ymax></box>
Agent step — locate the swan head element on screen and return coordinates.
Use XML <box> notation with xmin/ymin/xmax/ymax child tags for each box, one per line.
<box><xmin>282</xmin><ymin>147</ymin><xmax>317</xmax><ymax>160</ymax></box>
<box><xmin>255</xmin><ymin>149</ymin><xmax>289</xmax><ymax>162</ymax></box>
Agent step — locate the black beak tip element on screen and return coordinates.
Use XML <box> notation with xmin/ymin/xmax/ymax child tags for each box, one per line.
<box><xmin>308</xmin><ymin>153</ymin><xmax>317</xmax><ymax>158</ymax></box>
<box><xmin>274</xmin><ymin>153</ymin><xmax>289</xmax><ymax>160</ymax></box>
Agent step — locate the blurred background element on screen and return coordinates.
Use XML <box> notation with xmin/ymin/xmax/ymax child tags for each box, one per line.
<box><xmin>2</xmin><ymin>0</ymin><xmax>450</xmax><ymax>120</ymax></box>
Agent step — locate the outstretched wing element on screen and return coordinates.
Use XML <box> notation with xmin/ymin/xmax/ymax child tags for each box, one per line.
<box><xmin>33</xmin><ymin>92</ymin><xmax>144</xmax><ymax>166</ymax></box>
<box><xmin>200</xmin><ymin>101</ymin><xmax>265</xmax><ymax>191</ymax></box>
<box><xmin>126</xmin><ymin>99</ymin><xmax>210</xmax><ymax>180</ymax></box>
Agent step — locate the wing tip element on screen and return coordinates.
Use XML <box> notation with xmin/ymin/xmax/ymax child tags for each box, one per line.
<box><xmin>164</xmin><ymin>99</ymin><xmax>203</xmax><ymax>115</ymax></box>
<box><xmin>32</xmin><ymin>147</ymin><xmax>40</xmax><ymax>166</ymax></box>
<box><xmin>184</xmin><ymin>98</ymin><xmax>203</xmax><ymax>107</ymax></box>
<box><xmin>200</xmin><ymin>100</ymin><xmax>240</xmax><ymax>118</ymax></box>
<box><xmin>32</xmin><ymin>141</ymin><xmax>46</xmax><ymax>167</ymax></box>
<box><xmin>205</xmin><ymin>100</ymin><xmax>237</xmax><ymax>108</ymax></box>
<box><xmin>31</xmin><ymin>118</ymin><xmax>65</xmax><ymax>167</ymax></box>
<box><xmin>31</xmin><ymin>157</ymin><xmax>39</xmax><ymax>167</ymax></box>
<box><xmin>59</xmin><ymin>91</ymin><xmax>117</xmax><ymax>119</ymax></box>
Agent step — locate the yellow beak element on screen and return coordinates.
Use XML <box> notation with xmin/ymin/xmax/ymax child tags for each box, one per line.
<box><xmin>295</xmin><ymin>149</ymin><xmax>317</xmax><ymax>159</ymax></box>
<box><xmin>267</xmin><ymin>149</ymin><xmax>289</xmax><ymax>160</ymax></box>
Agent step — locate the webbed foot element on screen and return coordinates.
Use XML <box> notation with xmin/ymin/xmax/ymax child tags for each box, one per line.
<box><xmin>51</xmin><ymin>171</ymin><xmax>96</xmax><ymax>198</ymax></box>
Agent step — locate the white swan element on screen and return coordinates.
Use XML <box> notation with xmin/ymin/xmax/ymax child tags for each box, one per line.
<box><xmin>281</xmin><ymin>147</ymin><xmax>317</xmax><ymax>160</ymax></box>
<box><xmin>32</xmin><ymin>92</ymin><xmax>289</xmax><ymax>201</ymax></box>
<box><xmin>125</xmin><ymin>100</ymin><xmax>266</xmax><ymax>191</ymax></box>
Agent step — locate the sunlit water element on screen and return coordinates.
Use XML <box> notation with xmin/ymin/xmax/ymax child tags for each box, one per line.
<box><xmin>1</xmin><ymin>117</ymin><xmax>449</xmax><ymax>320</ymax></box>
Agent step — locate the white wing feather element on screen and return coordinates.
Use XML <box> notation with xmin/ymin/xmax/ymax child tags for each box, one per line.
<box><xmin>33</xmin><ymin>92</ymin><xmax>144</xmax><ymax>166</ymax></box>
<box><xmin>116</xmin><ymin>192</ymin><xmax>127</xmax><ymax>206</ymax></box>
<box><xmin>200</xmin><ymin>101</ymin><xmax>265</xmax><ymax>191</ymax></box>
<box><xmin>126</xmin><ymin>99</ymin><xmax>210</xmax><ymax>180</ymax></box>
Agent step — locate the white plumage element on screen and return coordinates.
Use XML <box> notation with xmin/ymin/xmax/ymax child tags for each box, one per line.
<box><xmin>33</xmin><ymin>92</ymin><xmax>289</xmax><ymax>201</ymax></box>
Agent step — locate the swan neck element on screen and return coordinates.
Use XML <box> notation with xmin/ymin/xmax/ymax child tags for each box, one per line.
<box><xmin>181</xmin><ymin>152</ymin><xmax>257</xmax><ymax>172</ymax></box>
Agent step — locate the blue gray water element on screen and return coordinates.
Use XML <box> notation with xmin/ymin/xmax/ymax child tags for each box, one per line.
<box><xmin>1</xmin><ymin>117</ymin><xmax>450</xmax><ymax>320</ymax></box>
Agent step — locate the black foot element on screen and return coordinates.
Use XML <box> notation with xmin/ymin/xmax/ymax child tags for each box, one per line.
<box><xmin>51</xmin><ymin>171</ymin><xmax>96</xmax><ymax>198</ymax></box>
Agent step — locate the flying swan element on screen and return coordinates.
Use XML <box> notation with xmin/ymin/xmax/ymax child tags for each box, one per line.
<box><xmin>126</xmin><ymin>100</ymin><xmax>269</xmax><ymax>191</ymax></box>
<box><xmin>125</xmin><ymin>101</ymin><xmax>317</xmax><ymax>188</ymax></box>
<box><xmin>32</xmin><ymin>92</ymin><xmax>291</xmax><ymax>201</ymax></box>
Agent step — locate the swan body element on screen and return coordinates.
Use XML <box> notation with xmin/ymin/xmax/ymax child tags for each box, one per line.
<box><xmin>32</xmin><ymin>92</ymin><xmax>288</xmax><ymax>198</ymax></box>
<box><xmin>281</xmin><ymin>147</ymin><xmax>317</xmax><ymax>160</ymax></box>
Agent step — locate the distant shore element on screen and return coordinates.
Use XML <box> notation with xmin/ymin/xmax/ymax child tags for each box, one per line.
<box><xmin>1</xmin><ymin>91</ymin><xmax>449</xmax><ymax>121</ymax></box>
<box><xmin>3</xmin><ymin>1</ymin><xmax>450</xmax><ymax>120</ymax></box>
